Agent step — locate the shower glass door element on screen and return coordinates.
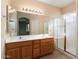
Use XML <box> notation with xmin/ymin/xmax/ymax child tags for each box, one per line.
<box><xmin>64</xmin><ymin>13</ymin><xmax>77</xmax><ymax>56</ymax></box>
<box><xmin>53</xmin><ymin>16</ymin><xmax>65</xmax><ymax>50</ymax></box>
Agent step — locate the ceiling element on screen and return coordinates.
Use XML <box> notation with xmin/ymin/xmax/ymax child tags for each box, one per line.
<box><xmin>37</xmin><ymin>0</ymin><xmax>75</xmax><ymax>8</ymax></box>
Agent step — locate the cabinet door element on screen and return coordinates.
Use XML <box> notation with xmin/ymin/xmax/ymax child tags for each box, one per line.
<box><xmin>41</xmin><ymin>39</ymin><xmax>54</xmax><ymax>55</ymax></box>
<box><xmin>41</xmin><ymin>40</ymin><xmax>48</xmax><ymax>55</ymax></box>
<box><xmin>41</xmin><ymin>45</ymin><xmax>47</xmax><ymax>55</ymax></box>
<box><xmin>5</xmin><ymin>48</ymin><xmax>20</xmax><ymax>59</ymax></box>
<box><xmin>22</xmin><ymin>46</ymin><xmax>32</xmax><ymax>59</ymax></box>
<box><xmin>46</xmin><ymin>43</ymin><xmax>53</xmax><ymax>53</ymax></box>
<box><xmin>41</xmin><ymin>45</ymin><xmax>53</xmax><ymax>55</ymax></box>
<box><xmin>33</xmin><ymin>48</ymin><xmax>40</xmax><ymax>58</ymax></box>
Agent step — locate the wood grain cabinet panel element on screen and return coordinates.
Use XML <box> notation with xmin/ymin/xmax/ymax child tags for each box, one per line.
<box><xmin>33</xmin><ymin>48</ymin><xmax>40</xmax><ymax>58</ymax></box>
<box><xmin>6</xmin><ymin>41</ymin><xmax>32</xmax><ymax>50</ymax></box>
<box><xmin>33</xmin><ymin>40</ymin><xmax>40</xmax><ymax>58</ymax></box>
<box><xmin>33</xmin><ymin>40</ymin><xmax>40</xmax><ymax>44</ymax></box>
<box><xmin>5</xmin><ymin>48</ymin><xmax>20</xmax><ymax>59</ymax></box>
<box><xmin>33</xmin><ymin>40</ymin><xmax>40</xmax><ymax>48</ymax></box>
<box><xmin>22</xmin><ymin>46</ymin><xmax>32</xmax><ymax>59</ymax></box>
<box><xmin>41</xmin><ymin>39</ymin><xmax>54</xmax><ymax>56</ymax></box>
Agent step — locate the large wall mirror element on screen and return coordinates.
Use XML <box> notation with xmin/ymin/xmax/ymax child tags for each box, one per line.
<box><xmin>7</xmin><ymin>6</ymin><xmax>50</xmax><ymax>36</ymax></box>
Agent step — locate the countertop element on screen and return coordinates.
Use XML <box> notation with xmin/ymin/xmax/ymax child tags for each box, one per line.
<box><xmin>6</xmin><ymin>34</ymin><xmax>54</xmax><ymax>43</ymax></box>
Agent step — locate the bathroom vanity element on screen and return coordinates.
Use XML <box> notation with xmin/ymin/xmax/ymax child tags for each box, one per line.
<box><xmin>5</xmin><ymin>35</ymin><xmax>55</xmax><ymax>59</ymax></box>
<box><xmin>6</xmin><ymin>6</ymin><xmax>54</xmax><ymax>59</ymax></box>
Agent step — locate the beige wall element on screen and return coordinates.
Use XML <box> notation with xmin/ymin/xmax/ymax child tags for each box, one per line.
<box><xmin>6</xmin><ymin>0</ymin><xmax>11</xmax><ymax>5</ymax></box>
<box><xmin>10</xmin><ymin>0</ymin><xmax>61</xmax><ymax>17</ymax></box>
<box><xmin>62</xmin><ymin>1</ymin><xmax>76</xmax><ymax>14</ymax></box>
<box><xmin>1</xmin><ymin>0</ymin><xmax>7</xmax><ymax>59</ymax></box>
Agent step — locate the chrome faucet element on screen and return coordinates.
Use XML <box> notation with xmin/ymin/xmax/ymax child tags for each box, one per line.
<box><xmin>19</xmin><ymin>36</ymin><xmax>22</xmax><ymax>39</ymax></box>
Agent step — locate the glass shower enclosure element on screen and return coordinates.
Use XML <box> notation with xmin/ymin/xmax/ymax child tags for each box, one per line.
<box><xmin>48</xmin><ymin>13</ymin><xmax>77</xmax><ymax>56</ymax></box>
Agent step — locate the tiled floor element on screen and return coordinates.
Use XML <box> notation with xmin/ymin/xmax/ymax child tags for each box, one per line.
<box><xmin>38</xmin><ymin>49</ymin><xmax>77</xmax><ymax>59</ymax></box>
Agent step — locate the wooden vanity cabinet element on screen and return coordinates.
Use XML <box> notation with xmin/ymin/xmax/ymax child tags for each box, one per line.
<box><xmin>5</xmin><ymin>38</ymin><xmax>54</xmax><ymax>59</ymax></box>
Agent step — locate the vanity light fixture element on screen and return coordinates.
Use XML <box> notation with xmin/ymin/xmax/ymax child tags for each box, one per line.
<box><xmin>25</xmin><ymin>8</ymin><xmax>28</xmax><ymax>11</ymax></box>
<box><xmin>8</xmin><ymin>6</ymin><xmax>12</xmax><ymax>10</ymax></box>
<box><xmin>22</xmin><ymin>8</ymin><xmax>24</xmax><ymax>10</ymax></box>
<box><xmin>8</xmin><ymin>5</ymin><xmax>16</xmax><ymax>13</ymax></box>
<box><xmin>22</xmin><ymin>8</ymin><xmax>44</xmax><ymax>15</ymax></box>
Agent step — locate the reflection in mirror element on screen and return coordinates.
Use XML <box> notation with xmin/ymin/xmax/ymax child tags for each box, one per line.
<box><xmin>7</xmin><ymin>6</ymin><xmax>50</xmax><ymax>36</ymax></box>
<box><xmin>8</xmin><ymin>6</ymin><xmax>17</xmax><ymax>36</ymax></box>
<box><xmin>18</xmin><ymin>17</ymin><xmax>30</xmax><ymax>35</ymax></box>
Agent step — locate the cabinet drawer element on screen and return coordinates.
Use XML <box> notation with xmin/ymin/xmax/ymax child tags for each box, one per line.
<box><xmin>33</xmin><ymin>40</ymin><xmax>40</xmax><ymax>48</ymax></box>
<box><xmin>33</xmin><ymin>44</ymin><xmax>40</xmax><ymax>49</ymax></box>
<box><xmin>33</xmin><ymin>40</ymin><xmax>40</xmax><ymax>44</ymax></box>
<box><xmin>6</xmin><ymin>41</ymin><xmax>32</xmax><ymax>50</ymax></box>
<box><xmin>41</xmin><ymin>39</ymin><xmax>53</xmax><ymax>42</ymax></box>
<box><xmin>41</xmin><ymin>39</ymin><xmax>54</xmax><ymax>45</ymax></box>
